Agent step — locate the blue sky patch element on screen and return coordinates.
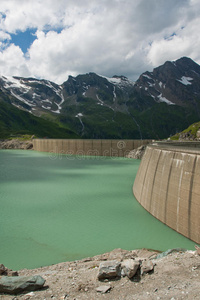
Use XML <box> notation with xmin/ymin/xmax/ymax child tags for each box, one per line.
<box><xmin>10</xmin><ymin>28</ymin><xmax>37</xmax><ymax>54</ymax></box>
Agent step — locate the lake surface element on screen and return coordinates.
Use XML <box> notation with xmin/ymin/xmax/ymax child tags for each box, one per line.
<box><xmin>0</xmin><ymin>150</ymin><xmax>196</xmax><ymax>270</ymax></box>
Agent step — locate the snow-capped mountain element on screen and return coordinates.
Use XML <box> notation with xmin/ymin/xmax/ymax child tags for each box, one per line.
<box><xmin>134</xmin><ymin>57</ymin><xmax>200</xmax><ymax>106</ymax></box>
<box><xmin>1</xmin><ymin>57</ymin><xmax>200</xmax><ymax>139</ymax></box>
<box><xmin>0</xmin><ymin>76</ymin><xmax>64</xmax><ymax>114</ymax></box>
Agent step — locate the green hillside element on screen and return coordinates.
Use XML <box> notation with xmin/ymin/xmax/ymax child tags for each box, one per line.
<box><xmin>0</xmin><ymin>100</ymin><xmax>79</xmax><ymax>139</ymax></box>
<box><xmin>170</xmin><ymin>121</ymin><xmax>200</xmax><ymax>140</ymax></box>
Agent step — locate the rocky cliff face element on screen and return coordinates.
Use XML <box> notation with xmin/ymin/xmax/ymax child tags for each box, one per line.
<box><xmin>134</xmin><ymin>57</ymin><xmax>200</xmax><ymax>107</ymax></box>
<box><xmin>1</xmin><ymin>57</ymin><xmax>200</xmax><ymax>139</ymax></box>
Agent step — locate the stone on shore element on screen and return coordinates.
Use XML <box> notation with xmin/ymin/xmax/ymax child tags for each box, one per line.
<box><xmin>0</xmin><ymin>275</ymin><xmax>45</xmax><ymax>294</ymax></box>
<box><xmin>98</xmin><ymin>261</ymin><xmax>121</xmax><ymax>280</ymax></box>
<box><xmin>0</xmin><ymin>264</ymin><xmax>6</xmax><ymax>275</ymax></box>
<box><xmin>0</xmin><ymin>264</ymin><xmax>18</xmax><ymax>276</ymax></box>
<box><xmin>121</xmin><ymin>259</ymin><xmax>140</xmax><ymax>278</ymax></box>
<box><xmin>195</xmin><ymin>245</ymin><xmax>200</xmax><ymax>255</ymax></box>
<box><xmin>96</xmin><ymin>285</ymin><xmax>111</xmax><ymax>293</ymax></box>
<box><xmin>140</xmin><ymin>260</ymin><xmax>154</xmax><ymax>275</ymax></box>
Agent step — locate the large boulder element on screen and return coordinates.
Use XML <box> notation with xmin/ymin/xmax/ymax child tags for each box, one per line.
<box><xmin>121</xmin><ymin>259</ymin><xmax>140</xmax><ymax>278</ymax></box>
<box><xmin>98</xmin><ymin>261</ymin><xmax>121</xmax><ymax>280</ymax></box>
<box><xmin>140</xmin><ymin>260</ymin><xmax>154</xmax><ymax>275</ymax></box>
<box><xmin>0</xmin><ymin>275</ymin><xmax>45</xmax><ymax>294</ymax></box>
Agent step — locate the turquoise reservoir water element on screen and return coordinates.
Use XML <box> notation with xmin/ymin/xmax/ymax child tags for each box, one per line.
<box><xmin>0</xmin><ymin>150</ymin><xmax>196</xmax><ymax>270</ymax></box>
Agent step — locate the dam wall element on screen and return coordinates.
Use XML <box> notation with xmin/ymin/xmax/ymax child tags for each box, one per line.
<box><xmin>133</xmin><ymin>142</ymin><xmax>200</xmax><ymax>244</ymax></box>
<box><xmin>33</xmin><ymin>139</ymin><xmax>151</xmax><ymax>157</ymax></box>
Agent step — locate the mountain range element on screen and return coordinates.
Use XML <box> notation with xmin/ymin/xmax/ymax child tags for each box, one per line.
<box><xmin>1</xmin><ymin>56</ymin><xmax>200</xmax><ymax>139</ymax></box>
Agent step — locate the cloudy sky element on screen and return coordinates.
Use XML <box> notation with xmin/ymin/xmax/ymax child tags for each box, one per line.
<box><xmin>0</xmin><ymin>0</ymin><xmax>200</xmax><ymax>84</ymax></box>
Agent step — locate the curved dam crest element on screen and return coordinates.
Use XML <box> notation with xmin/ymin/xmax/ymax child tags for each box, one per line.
<box><xmin>33</xmin><ymin>139</ymin><xmax>151</xmax><ymax>157</ymax></box>
<box><xmin>133</xmin><ymin>142</ymin><xmax>200</xmax><ymax>244</ymax></box>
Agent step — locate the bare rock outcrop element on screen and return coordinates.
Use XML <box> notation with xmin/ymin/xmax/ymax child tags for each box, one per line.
<box><xmin>126</xmin><ymin>145</ymin><xmax>146</xmax><ymax>159</ymax></box>
<box><xmin>0</xmin><ymin>139</ymin><xmax>33</xmax><ymax>150</ymax></box>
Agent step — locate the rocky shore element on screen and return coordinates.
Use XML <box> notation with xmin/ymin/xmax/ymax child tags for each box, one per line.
<box><xmin>0</xmin><ymin>139</ymin><xmax>33</xmax><ymax>150</ymax></box>
<box><xmin>0</xmin><ymin>247</ymin><xmax>200</xmax><ymax>300</ymax></box>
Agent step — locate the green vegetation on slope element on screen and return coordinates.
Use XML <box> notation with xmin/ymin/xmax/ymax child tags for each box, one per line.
<box><xmin>170</xmin><ymin>121</ymin><xmax>200</xmax><ymax>140</ymax></box>
<box><xmin>0</xmin><ymin>100</ymin><xmax>79</xmax><ymax>139</ymax></box>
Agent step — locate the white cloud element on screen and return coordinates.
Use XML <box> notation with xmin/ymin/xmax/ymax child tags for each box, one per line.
<box><xmin>0</xmin><ymin>30</ymin><xmax>10</xmax><ymax>41</ymax></box>
<box><xmin>147</xmin><ymin>10</ymin><xmax>200</xmax><ymax>67</ymax></box>
<box><xmin>0</xmin><ymin>0</ymin><xmax>200</xmax><ymax>84</ymax></box>
<box><xmin>0</xmin><ymin>44</ymin><xmax>30</xmax><ymax>77</ymax></box>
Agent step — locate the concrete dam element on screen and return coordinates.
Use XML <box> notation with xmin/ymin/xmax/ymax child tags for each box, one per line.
<box><xmin>33</xmin><ymin>139</ymin><xmax>151</xmax><ymax>157</ymax></box>
<box><xmin>133</xmin><ymin>142</ymin><xmax>200</xmax><ymax>244</ymax></box>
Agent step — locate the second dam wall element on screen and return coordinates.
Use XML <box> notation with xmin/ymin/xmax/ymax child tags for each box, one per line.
<box><xmin>33</xmin><ymin>139</ymin><xmax>151</xmax><ymax>157</ymax></box>
<box><xmin>133</xmin><ymin>142</ymin><xmax>200</xmax><ymax>244</ymax></box>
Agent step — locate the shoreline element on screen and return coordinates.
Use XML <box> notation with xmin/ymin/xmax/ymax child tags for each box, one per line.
<box><xmin>1</xmin><ymin>247</ymin><xmax>200</xmax><ymax>299</ymax></box>
<box><xmin>0</xmin><ymin>139</ymin><xmax>33</xmax><ymax>150</ymax></box>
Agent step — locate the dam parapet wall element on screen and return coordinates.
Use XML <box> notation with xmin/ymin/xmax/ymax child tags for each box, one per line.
<box><xmin>133</xmin><ymin>142</ymin><xmax>200</xmax><ymax>244</ymax></box>
<box><xmin>33</xmin><ymin>139</ymin><xmax>151</xmax><ymax>157</ymax></box>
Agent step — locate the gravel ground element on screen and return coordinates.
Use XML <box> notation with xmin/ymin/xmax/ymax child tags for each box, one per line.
<box><xmin>0</xmin><ymin>248</ymin><xmax>200</xmax><ymax>300</ymax></box>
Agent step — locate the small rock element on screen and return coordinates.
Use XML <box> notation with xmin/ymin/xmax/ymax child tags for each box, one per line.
<box><xmin>0</xmin><ymin>264</ymin><xmax>6</xmax><ymax>275</ymax></box>
<box><xmin>121</xmin><ymin>259</ymin><xmax>140</xmax><ymax>278</ymax></box>
<box><xmin>7</xmin><ymin>270</ymin><xmax>19</xmax><ymax>277</ymax></box>
<box><xmin>0</xmin><ymin>264</ymin><xmax>18</xmax><ymax>276</ymax></box>
<box><xmin>0</xmin><ymin>275</ymin><xmax>45</xmax><ymax>294</ymax></box>
<box><xmin>195</xmin><ymin>245</ymin><xmax>200</xmax><ymax>255</ymax></box>
<box><xmin>25</xmin><ymin>292</ymin><xmax>35</xmax><ymax>297</ymax></box>
<box><xmin>140</xmin><ymin>260</ymin><xmax>154</xmax><ymax>275</ymax></box>
<box><xmin>96</xmin><ymin>285</ymin><xmax>111</xmax><ymax>293</ymax></box>
<box><xmin>60</xmin><ymin>295</ymin><xmax>68</xmax><ymax>300</ymax></box>
<box><xmin>98</xmin><ymin>261</ymin><xmax>121</xmax><ymax>280</ymax></box>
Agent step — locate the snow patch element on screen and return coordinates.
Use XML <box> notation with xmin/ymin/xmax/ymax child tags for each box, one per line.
<box><xmin>192</xmin><ymin>70</ymin><xmax>200</xmax><ymax>76</ymax></box>
<box><xmin>157</xmin><ymin>94</ymin><xmax>175</xmax><ymax>105</ymax></box>
<box><xmin>10</xmin><ymin>90</ymin><xmax>36</xmax><ymax>107</ymax></box>
<box><xmin>41</xmin><ymin>99</ymin><xmax>52</xmax><ymax>104</ymax></box>
<box><xmin>3</xmin><ymin>76</ymin><xmax>31</xmax><ymax>92</ymax></box>
<box><xmin>113</xmin><ymin>86</ymin><xmax>117</xmax><ymax>102</ymax></box>
<box><xmin>99</xmin><ymin>74</ymin><xmax>135</xmax><ymax>87</ymax></box>
<box><xmin>51</xmin><ymin>109</ymin><xmax>60</xmax><ymax>114</ymax></box>
<box><xmin>51</xmin><ymin>86</ymin><xmax>65</xmax><ymax>113</ymax></box>
<box><xmin>96</xmin><ymin>94</ymin><xmax>104</xmax><ymax>105</ymax></box>
<box><xmin>143</xmin><ymin>74</ymin><xmax>152</xmax><ymax>80</ymax></box>
<box><xmin>32</xmin><ymin>93</ymin><xmax>41</xmax><ymax>99</ymax></box>
<box><xmin>148</xmin><ymin>82</ymin><xmax>155</xmax><ymax>87</ymax></box>
<box><xmin>177</xmin><ymin>76</ymin><xmax>193</xmax><ymax>85</ymax></box>
<box><xmin>42</xmin><ymin>105</ymin><xmax>51</xmax><ymax>110</ymax></box>
<box><xmin>75</xmin><ymin>113</ymin><xmax>83</xmax><ymax>117</ymax></box>
<box><xmin>82</xmin><ymin>85</ymin><xmax>90</xmax><ymax>96</ymax></box>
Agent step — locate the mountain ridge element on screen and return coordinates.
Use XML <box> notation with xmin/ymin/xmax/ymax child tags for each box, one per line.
<box><xmin>1</xmin><ymin>56</ymin><xmax>200</xmax><ymax>139</ymax></box>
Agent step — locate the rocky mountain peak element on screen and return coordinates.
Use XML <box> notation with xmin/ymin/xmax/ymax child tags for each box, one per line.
<box><xmin>1</xmin><ymin>57</ymin><xmax>200</xmax><ymax>140</ymax></box>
